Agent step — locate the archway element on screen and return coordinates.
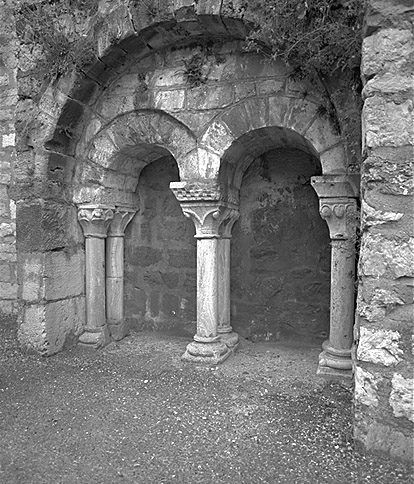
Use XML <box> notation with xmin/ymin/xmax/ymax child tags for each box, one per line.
<box><xmin>124</xmin><ymin>155</ymin><xmax>196</xmax><ymax>336</ymax></box>
<box><xmin>231</xmin><ymin>147</ymin><xmax>330</xmax><ymax>343</ymax></box>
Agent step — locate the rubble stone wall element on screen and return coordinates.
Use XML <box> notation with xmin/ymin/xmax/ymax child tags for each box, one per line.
<box><xmin>354</xmin><ymin>0</ymin><xmax>414</xmax><ymax>461</ymax></box>
<box><xmin>0</xmin><ymin>1</ymin><xmax>17</xmax><ymax>318</ymax></box>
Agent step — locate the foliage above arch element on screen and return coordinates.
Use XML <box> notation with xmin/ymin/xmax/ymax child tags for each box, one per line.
<box><xmin>244</xmin><ymin>0</ymin><xmax>366</xmax><ymax>91</ymax></box>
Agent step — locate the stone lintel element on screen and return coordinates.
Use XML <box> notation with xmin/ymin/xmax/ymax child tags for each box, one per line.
<box><xmin>77</xmin><ymin>204</ymin><xmax>114</xmax><ymax>238</ymax></box>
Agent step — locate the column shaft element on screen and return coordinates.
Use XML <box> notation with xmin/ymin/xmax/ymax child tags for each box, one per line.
<box><xmin>330</xmin><ymin>239</ymin><xmax>355</xmax><ymax>350</ymax></box>
<box><xmin>218</xmin><ymin>237</ymin><xmax>231</xmax><ymax>333</ymax></box>
<box><xmin>195</xmin><ymin>237</ymin><xmax>219</xmax><ymax>341</ymax></box>
<box><xmin>106</xmin><ymin>235</ymin><xmax>124</xmax><ymax>323</ymax></box>
<box><xmin>85</xmin><ymin>236</ymin><xmax>107</xmax><ymax>331</ymax></box>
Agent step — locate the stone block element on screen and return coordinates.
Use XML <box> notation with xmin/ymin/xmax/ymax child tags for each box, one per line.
<box><xmin>360</xmin><ymin>234</ymin><xmax>414</xmax><ymax>279</ymax></box>
<box><xmin>0</xmin><ymin>281</ymin><xmax>17</xmax><ymax>299</ymax></box>
<box><xmin>256</xmin><ymin>79</ymin><xmax>284</xmax><ymax>96</ymax></box>
<box><xmin>357</xmin><ymin>327</ymin><xmax>403</xmax><ymax>366</ymax></box>
<box><xmin>389</xmin><ymin>373</ymin><xmax>414</xmax><ymax>422</ymax></box>
<box><xmin>304</xmin><ymin>116</ymin><xmax>341</xmax><ymax>153</ymax></box>
<box><xmin>196</xmin><ymin>148</ymin><xmax>221</xmax><ymax>179</ymax></box>
<box><xmin>168</xmin><ymin>248</ymin><xmax>196</xmax><ymax>269</ymax></box>
<box><xmin>186</xmin><ymin>85</ymin><xmax>233</xmax><ymax>110</ymax></box>
<box><xmin>44</xmin><ymin>250</ymin><xmax>84</xmax><ymax>301</ymax></box>
<box><xmin>355</xmin><ymin>420</ymin><xmax>414</xmax><ymax>461</ymax></box>
<box><xmin>154</xmin><ymin>90</ymin><xmax>185</xmax><ymax>112</ymax></box>
<box><xmin>16</xmin><ymin>201</ymin><xmax>82</xmax><ymax>252</ymax></box>
<box><xmin>363</xmin><ymin>97</ymin><xmax>413</xmax><ymax>149</ymax></box>
<box><xmin>362</xmin><ymin>200</ymin><xmax>403</xmax><ymax>227</ymax></box>
<box><xmin>128</xmin><ymin>246</ymin><xmax>163</xmax><ymax>267</ymax></box>
<box><xmin>354</xmin><ymin>367</ymin><xmax>381</xmax><ymax>407</ymax></box>
<box><xmin>18</xmin><ymin>297</ymin><xmax>85</xmax><ymax>355</ymax></box>
<box><xmin>362</xmin><ymin>29</ymin><xmax>413</xmax><ymax>79</ymax></box>
<box><xmin>200</xmin><ymin>121</ymin><xmax>235</xmax><ymax>156</ymax></box>
<box><xmin>161</xmin><ymin>272</ymin><xmax>181</xmax><ymax>289</ymax></box>
<box><xmin>363</xmin><ymin>73</ymin><xmax>414</xmax><ymax>101</ymax></box>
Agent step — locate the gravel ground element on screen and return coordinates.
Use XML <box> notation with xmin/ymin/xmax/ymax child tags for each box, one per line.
<box><xmin>0</xmin><ymin>321</ymin><xmax>412</xmax><ymax>484</ymax></box>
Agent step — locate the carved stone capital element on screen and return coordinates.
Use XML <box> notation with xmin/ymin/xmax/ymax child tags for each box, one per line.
<box><xmin>219</xmin><ymin>208</ymin><xmax>240</xmax><ymax>238</ymax></box>
<box><xmin>108</xmin><ymin>208</ymin><xmax>137</xmax><ymax>237</ymax></box>
<box><xmin>77</xmin><ymin>204</ymin><xmax>114</xmax><ymax>238</ymax></box>
<box><xmin>170</xmin><ymin>181</ymin><xmax>239</xmax><ymax>206</ymax></box>
<box><xmin>319</xmin><ymin>198</ymin><xmax>358</xmax><ymax>240</ymax></box>
<box><xmin>181</xmin><ymin>202</ymin><xmax>238</xmax><ymax>238</ymax></box>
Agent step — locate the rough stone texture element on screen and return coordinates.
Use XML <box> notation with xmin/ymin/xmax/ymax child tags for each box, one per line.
<box><xmin>389</xmin><ymin>373</ymin><xmax>414</xmax><ymax>423</ymax></box>
<box><xmin>355</xmin><ymin>0</ymin><xmax>414</xmax><ymax>461</ymax></box>
<box><xmin>0</xmin><ymin>1</ymin><xmax>18</xmax><ymax>316</ymax></box>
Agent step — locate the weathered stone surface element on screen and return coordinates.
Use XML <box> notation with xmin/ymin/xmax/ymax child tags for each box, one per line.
<box><xmin>357</xmin><ymin>327</ymin><xmax>403</xmax><ymax>366</ymax></box>
<box><xmin>361</xmin><ymin>29</ymin><xmax>413</xmax><ymax>78</ymax></box>
<box><xmin>362</xmin><ymin>200</ymin><xmax>403</xmax><ymax>227</ymax></box>
<box><xmin>354</xmin><ymin>420</ymin><xmax>414</xmax><ymax>461</ymax></box>
<box><xmin>363</xmin><ymin>97</ymin><xmax>413</xmax><ymax>149</ymax></box>
<box><xmin>389</xmin><ymin>373</ymin><xmax>414</xmax><ymax>422</ymax></box>
<box><xmin>18</xmin><ymin>297</ymin><xmax>85</xmax><ymax>355</ymax></box>
<box><xmin>354</xmin><ymin>367</ymin><xmax>381</xmax><ymax>407</ymax></box>
<box><xmin>360</xmin><ymin>234</ymin><xmax>414</xmax><ymax>279</ymax></box>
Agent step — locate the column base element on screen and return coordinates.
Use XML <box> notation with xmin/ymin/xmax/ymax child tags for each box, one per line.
<box><xmin>219</xmin><ymin>331</ymin><xmax>239</xmax><ymax>349</ymax></box>
<box><xmin>108</xmin><ymin>318</ymin><xmax>128</xmax><ymax>342</ymax></box>
<box><xmin>78</xmin><ymin>326</ymin><xmax>110</xmax><ymax>349</ymax></box>
<box><xmin>182</xmin><ymin>340</ymin><xmax>231</xmax><ymax>364</ymax></box>
<box><xmin>317</xmin><ymin>347</ymin><xmax>353</xmax><ymax>379</ymax></box>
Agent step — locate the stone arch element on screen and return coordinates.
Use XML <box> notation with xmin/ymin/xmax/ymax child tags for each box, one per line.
<box><xmin>198</xmin><ymin>96</ymin><xmax>347</xmax><ymax>188</ymax></box>
<box><xmin>73</xmin><ymin>109</ymin><xmax>197</xmax><ymax>206</ymax></box>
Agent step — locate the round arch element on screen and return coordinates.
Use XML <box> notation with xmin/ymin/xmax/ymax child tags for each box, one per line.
<box><xmin>73</xmin><ymin>109</ymin><xmax>197</xmax><ymax>206</ymax></box>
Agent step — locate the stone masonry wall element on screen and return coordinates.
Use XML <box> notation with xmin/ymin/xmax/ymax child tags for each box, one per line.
<box><xmin>354</xmin><ymin>0</ymin><xmax>414</xmax><ymax>461</ymax></box>
<box><xmin>0</xmin><ymin>1</ymin><xmax>17</xmax><ymax>318</ymax></box>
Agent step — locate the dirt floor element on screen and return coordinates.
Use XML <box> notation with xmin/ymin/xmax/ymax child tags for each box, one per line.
<box><xmin>0</xmin><ymin>321</ymin><xmax>413</xmax><ymax>484</ymax></box>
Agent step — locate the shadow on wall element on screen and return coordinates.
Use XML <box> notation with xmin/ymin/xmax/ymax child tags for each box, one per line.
<box><xmin>124</xmin><ymin>156</ymin><xmax>196</xmax><ymax>336</ymax></box>
<box><xmin>231</xmin><ymin>147</ymin><xmax>331</xmax><ymax>343</ymax></box>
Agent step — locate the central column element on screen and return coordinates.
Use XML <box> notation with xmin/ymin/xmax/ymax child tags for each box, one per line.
<box><xmin>78</xmin><ymin>204</ymin><xmax>114</xmax><ymax>348</ymax></box>
<box><xmin>170</xmin><ymin>181</ymin><xmax>239</xmax><ymax>364</ymax></box>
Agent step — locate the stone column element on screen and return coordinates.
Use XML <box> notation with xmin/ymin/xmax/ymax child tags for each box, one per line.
<box><xmin>77</xmin><ymin>205</ymin><xmax>114</xmax><ymax>348</ymax></box>
<box><xmin>218</xmin><ymin>210</ymin><xmax>240</xmax><ymax>349</ymax></box>
<box><xmin>180</xmin><ymin>203</ymin><xmax>231</xmax><ymax>363</ymax></box>
<box><xmin>311</xmin><ymin>175</ymin><xmax>360</xmax><ymax>378</ymax></box>
<box><xmin>106</xmin><ymin>208</ymin><xmax>136</xmax><ymax>341</ymax></box>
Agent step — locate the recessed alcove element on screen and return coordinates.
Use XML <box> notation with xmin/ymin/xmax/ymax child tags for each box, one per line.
<box><xmin>230</xmin><ymin>147</ymin><xmax>331</xmax><ymax>343</ymax></box>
